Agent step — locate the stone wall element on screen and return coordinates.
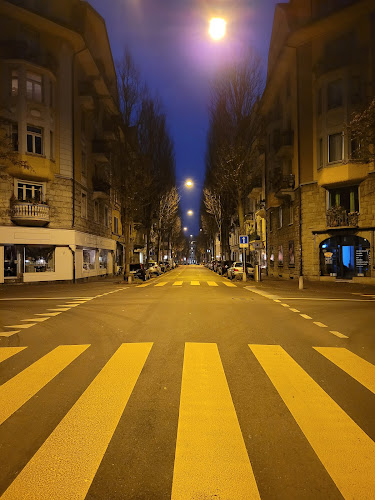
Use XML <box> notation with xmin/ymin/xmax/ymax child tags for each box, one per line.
<box><xmin>0</xmin><ymin>172</ymin><xmax>13</xmax><ymax>226</ymax></box>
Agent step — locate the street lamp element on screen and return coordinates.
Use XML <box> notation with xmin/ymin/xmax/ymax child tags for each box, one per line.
<box><xmin>187</xmin><ymin>210</ymin><xmax>194</xmax><ymax>216</ymax></box>
<box><xmin>185</xmin><ymin>179</ymin><xmax>194</xmax><ymax>189</ymax></box>
<box><xmin>183</xmin><ymin>227</ymin><xmax>188</xmax><ymax>231</ymax></box>
<box><xmin>209</xmin><ymin>18</ymin><xmax>226</xmax><ymax>41</ymax></box>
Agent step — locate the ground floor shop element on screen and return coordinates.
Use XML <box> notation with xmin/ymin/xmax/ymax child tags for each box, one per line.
<box><xmin>0</xmin><ymin>226</ymin><xmax>115</xmax><ymax>283</ymax></box>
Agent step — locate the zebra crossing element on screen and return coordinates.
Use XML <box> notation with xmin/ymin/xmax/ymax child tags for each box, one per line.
<box><xmin>138</xmin><ymin>280</ymin><xmax>238</xmax><ymax>288</ymax></box>
<box><xmin>0</xmin><ymin>343</ymin><xmax>374</xmax><ymax>498</ymax></box>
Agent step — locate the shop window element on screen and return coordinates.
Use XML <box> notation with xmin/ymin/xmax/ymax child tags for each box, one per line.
<box><xmin>27</xmin><ymin>126</ymin><xmax>43</xmax><ymax>155</ymax></box>
<box><xmin>24</xmin><ymin>245</ymin><xmax>55</xmax><ymax>273</ymax></box>
<box><xmin>17</xmin><ymin>180</ymin><xmax>43</xmax><ymax>202</ymax></box>
<box><xmin>328</xmin><ymin>133</ymin><xmax>343</xmax><ymax>163</ymax></box>
<box><xmin>81</xmin><ymin>191</ymin><xmax>87</xmax><ymax>218</ymax></box>
<box><xmin>11</xmin><ymin>69</ymin><xmax>18</xmax><ymax>97</ymax></box>
<box><xmin>83</xmin><ymin>248</ymin><xmax>96</xmax><ymax>270</ymax></box>
<box><xmin>26</xmin><ymin>71</ymin><xmax>42</xmax><ymax>102</ymax></box>
<box><xmin>278</xmin><ymin>245</ymin><xmax>283</xmax><ymax>266</ymax></box>
<box><xmin>327</xmin><ymin>79</ymin><xmax>343</xmax><ymax>110</ymax></box>
<box><xmin>289</xmin><ymin>241</ymin><xmax>295</xmax><ymax>267</ymax></box>
<box><xmin>269</xmin><ymin>246</ymin><xmax>274</xmax><ymax>267</ymax></box>
<box><xmin>99</xmin><ymin>249</ymin><xmax>108</xmax><ymax>270</ymax></box>
<box><xmin>328</xmin><ymin>186</ymin><xmax>358</xmax><ymax>212</ymax></box>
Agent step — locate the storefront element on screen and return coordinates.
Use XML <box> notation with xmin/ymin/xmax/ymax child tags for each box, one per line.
<box><xmin>320</xmin><ymin>235</ymin><xmax>370</xmax><ymax>279</ymax></box>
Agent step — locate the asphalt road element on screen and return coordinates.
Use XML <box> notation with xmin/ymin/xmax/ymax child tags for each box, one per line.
<box><xmin>0</xmin><ymin>265</ymin><xmax>374</xmax><ymax>499</ymax></box>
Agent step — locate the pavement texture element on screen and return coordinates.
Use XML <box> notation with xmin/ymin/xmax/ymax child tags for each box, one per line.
<box><xmin>0</xmin><ymin>265</ymin><xmax>374</xmax><ymax>499</ymax></box>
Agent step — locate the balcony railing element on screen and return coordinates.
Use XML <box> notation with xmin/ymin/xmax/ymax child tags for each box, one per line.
<box><xmin>326</xmin><ymin>207</ymin><xmax>359</xmax><ymax>228</ymax></box>
<box><xmin>11</xmin><ymin>201</ymin><xmax>50</xmax><ymax>226</ymax></box>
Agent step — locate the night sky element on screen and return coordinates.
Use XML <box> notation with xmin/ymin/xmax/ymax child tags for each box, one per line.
<box><xmin>88</xmin><ymin>0</ymin><xmax>280</xmax><ymax>235</ymax></box>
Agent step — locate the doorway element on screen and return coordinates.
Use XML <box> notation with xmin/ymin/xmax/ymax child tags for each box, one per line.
<box><xmin>320</xmin><ymin>235</ymin><xmax>370</xmax><ymax>279</ymax></box>
<box><xmin>4</xmin><ymin>245</ymin><xmax>20</xmax><ymax>279</ymax></box>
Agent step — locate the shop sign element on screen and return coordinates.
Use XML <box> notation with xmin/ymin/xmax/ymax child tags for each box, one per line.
<box><xmin>355</xmin><ymin>249</ymin><xmax>369</xmax><ymax>267</ymax></box>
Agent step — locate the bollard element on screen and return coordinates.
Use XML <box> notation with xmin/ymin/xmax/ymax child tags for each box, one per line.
<box><xmin>128</xmin><ymin>275</ymin><xmax>132</xmax><ymax>284</ymax></box>
<box><xmin>254</xmin><ymin>265</ymin><xmax>259</xmax><ymax>282</ymax></box>
<box><xmin>299</xmin><ymin>275</ymin><xmax>304</xmax><ymax>290</ymax></box>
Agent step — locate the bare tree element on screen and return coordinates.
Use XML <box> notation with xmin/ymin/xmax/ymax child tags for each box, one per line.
<box><xmin>349</xmin><ymin>97</ymin><xmax>375</xmax><ymax>163</ymax></box>
<box><xmin>157</xmin><ymin>186</ymin><xmax>180</xmax><ymax>260</ymax></box>
<box><xmin>203</xmin><ymin>187</ymin><xmax>222</xmax><ymax>259</ymax></box>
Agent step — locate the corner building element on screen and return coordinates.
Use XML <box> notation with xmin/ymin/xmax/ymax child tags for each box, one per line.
<box><xmin>0</xmin><ymin>0</ymin><xmax>121</xmax><ymax>283</ymax></box>
<box><xmin>263</xmin><ymin>0</ymin><xmax>375</xmax><ymax>283</ymax></box>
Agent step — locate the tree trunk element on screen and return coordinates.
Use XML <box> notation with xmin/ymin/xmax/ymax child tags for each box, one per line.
<box><xmin>124</xmin><ymin>220</ymin><xmax>131</xmax><ymax>278</ymax></box>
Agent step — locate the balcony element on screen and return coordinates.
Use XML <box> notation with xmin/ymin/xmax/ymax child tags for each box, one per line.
<box><xmin>11</xmin><ymin>201</ymin><xmax>50</xmax><ymax>227</ymax></box>
<box><xmin>271</xmin><ymin>173</ymin><xmax>295</xmax><ymax>200</ymax></box>
<box><xmin>276</xmin><ymin>130</ymin><xmax>294</xmax><ymax>158</ymax></box>
<box><xmin>0</xmin><ymin>40</ymin><xmax>57</xmax><ymax>73</ymax></box>
<box><xmin>91</xmin><ymin>140</ymin><xmax>111</xmax><ymax>163</ymax></box>
<box><xmin>326</xmin><ymin>207</ymin><xmax>359</xmax><ymax>228</ymax></box>
<box><xmin>78</xmin><ymin>82</ymin><xmax>95</xmax><ymax>111</ymax></box>
<box><xmin>92</xmin><ymin>174</ymin><xmax>110</xmax><ymax>200</ymax></box>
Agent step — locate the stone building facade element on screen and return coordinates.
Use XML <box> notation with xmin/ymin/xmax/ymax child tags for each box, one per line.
<box><xmin>0</xmin><ymin>0</ymin><xmax>124</xmax><ymax>283</ymax></box>
<box><xmin>263</xmin><ymin>0</ymin><xmax>375</xmax><ymax>283</ymax></box>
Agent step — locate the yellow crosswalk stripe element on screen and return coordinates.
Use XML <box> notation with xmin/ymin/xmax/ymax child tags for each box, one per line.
<box><xmin>249</xmin><ymin>344</ymin><xmax>375</xmax><ymax>499</ymax></box>
<box><xmin>173</xmin><ymin>281</ymin><xmax>183</xmax><ymax>286</ymax></box>
<box><xmin>136</xmin><ymin>283</ymin><xmax>150</xmax><ymax>288</ymax></box>
<box><xmin>155</xmin><ymin>282</ymin><xmax>168</xmax><ymax>287</ymax></box>
<box><xmin>1</xmin><ymin>343</ymin><xmax>152</xmax><ymax>500</ymax></box>
<box><xmin>223</xmin><ymin>282</ymin><xmax>237</xmax><ymax>287</ymax></box>
<box><xmin>0</xmin><ymin>347</ymin><xmax>26</xmax><ymax>364</ymax></box>
<box><xmin>190</xmin><ymin>281</ymin><xmax>200</xmax><ymax>286</ymax></box>
<box><xmin>172</xmin><ymin>343</ymin><xmax>260</xmax><ymax>499</ymax></box>
<box><xmin>314</xmin><ymin>347</ymin><xmax>375</xmax><ymax>395</ymax></box>
<box><xmin>0</xmin><ymin>345</ymin><xmax>89</xmax><ymax>426</ymax></box>
<box><xmin>207</xmin><ymin>281</ymin><xmax>218</xmax><ymax>286</ymax></box>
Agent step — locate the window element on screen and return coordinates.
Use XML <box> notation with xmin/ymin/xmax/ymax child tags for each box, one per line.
<box><xmin>278</xmin><ymin>206</ymin><xmax>283</xmax><ymax>228</ymax></box>
<box><xmin>327</xmin><ymin>79</ymin><xmax>343</xmax><ymax>110</ymax></box>
<box><xmin>11</xmin><ymin>69</ymin><xmax>18</xmax><ymax>97</ymax></box>
<box><xmin>104</xmin><ymin>205</ymin><xmax>109</xmax><ymax>226</ymax></box>
<box><xmin>24</xmin><ymin>245</ymin><xmax>55</xmax><ymax>273</ymax></box>
<box><xmin>17</xmin><ymin>181</ymin><xmax>43</xmax><ymax>202</ymax></box>
<box><xmin>328</xmin><ymin>186</ymin><xmax>359</xmax><ymax>212</ymax></box>
<box><xmin>81</xmin><ymin>191</ymin><xmax>87</xmax><ymax>218</ymax></box>
<box><xmin>27</xmin><ymin>126</ymin><xmax>43</xmax><ymax>155</ymax></box>
<box><xmin>94</xmin><ymin>201</ymin><xmax>99</xmax><ymax>222</ymax></box>
<box><xmin>26</xmin><ymin>71</ymin><xmax>42</xmax><ymax>102</ymax></box>
<box><xmin>328</xmin><ymin>133</ymin><xmax>343</xmax><ymax>163</ymax></box>
<box><xmin>289</xmin><ymin>241</ymin><xmax>295</xmax><ymax>267</ymax></box>
<box><xmin>11</xmin><ymin>123</ymin><xmax>18</xmax><ymax>151</ymax></box>
<box><xmin>83</xmin><ymin>248</ymin><xmax>96</xmax><ymax>271</ymax></box>
<box><xmin>350</xmin><ymin>138</ymin><xmax>361</xmax><ymax>159</ymax></box>
<box><xmin>289</xmin><ymin>203</ymin><xmax>294</xmax><ymax>225</ymax></box>
<box><xmin>269</xmin><ymin>246</ymin><xmax>274</xmax><ymax>267</ymax></box>
<box><xmin>114</xmin><ymin>216</ymin><xmax>119</xmax><ymax>234</ymax></box>
<box><xmin>278</xmin><ymin>245</ymin><xmax>283</xmax><ymax>266</ymax></box>
<box><xmin>99</xmin><ymin>249</ymin><xmax>108</xmax><ymax>270</ymax></box>
<box><xmin>319</xmin><ymin>138</ymin><xmax>323</xmax><ymax>168</ymax></box>
<box><xmin>50</xmin><ymin>131</ymin><xmax>54</xmax><ymax>160</ymax></box>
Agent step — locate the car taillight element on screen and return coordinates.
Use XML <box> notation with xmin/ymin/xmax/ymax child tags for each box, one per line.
<box><xmin>234</xmin><ymin>268</ymin><xmax>239</xmax><ymax>272</ymax></box>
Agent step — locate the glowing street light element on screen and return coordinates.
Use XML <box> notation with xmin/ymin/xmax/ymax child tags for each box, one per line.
<box><xmin>187</xmin><ymin>210</ymin><xmax>194</xmax><ymax>216</ymax></box>
<box><xmin>183</xmin><ymin>227</ymin><xmax>188</xmax><ymax>231</ymax></box>
<box><xmin>209</xmin><ymin>18</ymin><xmax>226</xmax><ymax>41</ymax></box>
<box><xmin>185</xmin><ymin>179</ymin><xmax>194</xmax><ymax>189</ymax></box>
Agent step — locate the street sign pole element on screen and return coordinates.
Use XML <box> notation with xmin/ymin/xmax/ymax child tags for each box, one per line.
<box><xmin>239</xmin><ymin>235</ymin><xmax>248</xmax><ymax>282</ymax></box>
<box><xmin>243</xmin><ymin>247</ymin><xmax>246</xmax><ymax>281</ymax></box>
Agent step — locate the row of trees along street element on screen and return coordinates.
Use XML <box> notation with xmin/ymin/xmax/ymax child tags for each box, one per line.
<box><xmin>112</xmin><ymin>50</ymin><xmax>187</xmax><ymax>276</ymax></box>
<box><xmin>198</xmin><ymin>50</ymin><xmax>263</xmax><ymax>262</ymax></box>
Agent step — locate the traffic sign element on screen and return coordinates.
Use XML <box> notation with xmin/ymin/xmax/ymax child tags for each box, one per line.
<box><xmin>239</xmin><ymin>235</ymin><xmax>248</xmax><ymax>248</ymax></box>
<box><xmin>251</xmin><ymin>241</ymin><xmax>264</xmax><ymax>250</ymax></box>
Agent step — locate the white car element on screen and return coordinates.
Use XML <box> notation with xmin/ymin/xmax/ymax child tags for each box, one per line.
<box><xmin>147</xmin><ymin>261</ymin><xmax>162</xmax><ymax>276</ymax></box>
<box><xmin>227</xmin><ymin>262</ymin><xmax>254</xmax><ymax>280</ymax></box>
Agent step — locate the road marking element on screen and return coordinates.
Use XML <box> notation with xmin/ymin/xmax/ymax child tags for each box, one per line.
<box><xmin>155</xmin><ymin>282</ymin><xmax>168</xmax><ymax>287</ymax></box>
<box><xmin>314</xmin><ymin>347</ymin><xmax>375</xmax><ymax>394</ymax></box>
<box><xmin>249</xmin><ymin>344</ymin><xmax>375</xmax><ymax>499</ymax></box>
<box><xmin>330</xmin><ymin>331</ymin><xmax>349</xmax><ymax>339</ymax></box>
<box><xmin>47</xmin><ymin>308</ymin><xmax>71</xmax><ymax>312</ymax></box>
<box><xmin>173</xmin><ymin>281</ymin><xmax>183</xmax><ymax>286</ymax></box>
<box><xmin>223</xmin><ymin>282</ymin><xmax>237</xmax><ymax>287</ymax></box>
<box><xmin>63</xmin><ymin>303</ymin><xmax>82</xmax><ymax>306</ymax></box>
<box><xmin>299</xmin><ymin>314</ymin><xmax>312</xmax><ymax>320</ymax></box>
<box><xmin>191</xmin><ymin>281</ymin><xmax>200</xmax><ymax>286</ymax></box>
<box><xmin>0</xmin><ymin>297</ymin><xmax>95</xmax><ymax>301</ymax></box>
<box><xmin>172</xmin><ymin>343</ymin><xmax>260</xmax><ymax>499</ymax></box>
<box><xmin>274</xmin><ymin>299</ymin><xmax>281</xmax><ymax>303</ymax></box>
<box><xmin>0</xmin><ymin>330</ymin><xmax>21</xmax><ymax>338</ymax></box>
<box><xmin>35</xmin><ymin>312</ymin><xmax>61</xmax><ymax>317</ymax></box>
<box><xmin>244</xmin><ymin>287</ymin><xmax>279</xmax><ymax>299</ymax></box>
<box><xmin>0</xmin><ymin>345</ymin><xmax>89</xmax><ymax>426</ymax></box>
<box><xmin>4</xmin><ymin>324</ymin><xmax>37</xmax><ymax>329</ymax></box>
<box><xmin>0</xmin><ymin>347</ymin><xmax>26</xmax><ymax>363</ymax></box>
<box><xmin>136</xmin><ymin>283</ymin><xmax>150</xmax><ymax>288</ymax></box>
<box><xmin>1</xmin><ymin>343</ymin><xmax>152</xmax><ymax>500</ymax></box>
<box><xmin>207</xmin><ymin>281</ymin><xmax>218</xmax><ymax>287</ymax></box>
<box><xmin>290</xmin><ymin>308</ymin><xmax>300</xmax><ymax>313</ymax></box>
<box><xmin>281</xmin><ymin>303</ymin><xmax>290</xmax><ymax>307</ymax></box>
<box><xmin>313</xmin><ymin>322</ymin><xmax>328</xmax><ymax>328</ymax></box>
<box><xmin>277</xmin><ymin>297</ymin><xmax>375</xmax><ymax>302</ymax></box>
<box><xmin>21</xmin><ymin>318</ymin><xmax>49</xmax><ymax>323</ymax></box>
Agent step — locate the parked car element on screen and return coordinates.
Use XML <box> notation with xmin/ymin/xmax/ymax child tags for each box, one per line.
<box><xmin>147</xmin><ymin>261</ymin><xmax>162</xmax><ymax>275</ymax></box>
<box><xmin>129</xmin><ymin>263</ymin><xmax>150</xmax><ymax>281</ymax></box>
<box><xmin>217</xmin><ymin>260</ymin><xmax>232</xmax><ymax>276</ymax></box>
<box><xmin>227</xmin><ymin>262</ymin><xmax>254</xmax><ymax>280</ymax></box>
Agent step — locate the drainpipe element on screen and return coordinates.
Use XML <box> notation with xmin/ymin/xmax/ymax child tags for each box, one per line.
<box><xmin>68</xmin><ymin>245</ymin><xmax>76</xmax><ymax>284</ymax></box>
<box><xmin>295</xmin><ymin>47</ymin><xmax>304</xmax><ymax>290</ymax></box>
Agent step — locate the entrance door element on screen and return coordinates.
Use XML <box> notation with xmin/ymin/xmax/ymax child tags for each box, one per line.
<box><xmin>337</xmin><ymin>243</ymin><xmax>355</xmax><ymax>279</ymax></box>
<box><xmin>4</xmin><ymin>245</ymin><xmax>19</xmax><ymax>278</ymax></box>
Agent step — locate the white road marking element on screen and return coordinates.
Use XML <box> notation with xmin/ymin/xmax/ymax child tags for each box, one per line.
<box><xmin>330</xmin><ymin>331</ymin><xmax>349</xmax><ymax>339</ymax></box>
